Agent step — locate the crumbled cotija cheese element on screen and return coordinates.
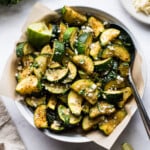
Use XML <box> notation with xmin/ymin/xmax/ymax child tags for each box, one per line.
<box><xmin>133</xmin><ymin>0</ymin><xmax>150</xmax><ymax>15</ymax></box>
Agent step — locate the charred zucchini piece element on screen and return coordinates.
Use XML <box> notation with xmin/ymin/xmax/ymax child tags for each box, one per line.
<box><xmin>27</xmin><ymin>22</ymin><xmax>51</xmax><ymax>48</ymax></box>
<box><xmin>48</xmin><ymin>61</ymin><xmax>61</xmax><ymax>69</ymax></box>
<box><xmin>99</xmin><ymin>109</ymin><xmax>127</xmax><ymax>135</ymax></box>
<box><xmin>52</xmin><ymin>40</ymin><xmax>65</xmax><ymax>63</ymax></box>
<box><xmin>33</xmin><ymin>55</ymin><xmax>47</xmax><ymax>79</ymax></box>
<box><xmin>16</xmin><ymin>42</ymin><xmax>34</xmax><ymax>57</ymax></box>
<box><xmin>44</xmin><ymin>83</ymin><xmax>69</xmax><ymax>94</ymax></box>
<box><xmin>62</xmin><ymin>6</ymin><xmax>87</xmax><ymax>25</ymax></box>
<box><xmin>82</xmin><ymin>115</ymin><xmax>105</xmax><ymax>131</ymax></box>
<box><xmin>59</xmin><ymin>22</ymin><xmax>67</xmax><ymax>42</ymax></box>
<box><xmin>68</xmin><ymin>90</ymin><xmax>83</xmax><ymax>116</ymax></box>
<box><xmin>22</xmin><ymin>55</ymin><xmax>34</xmax><ymax>67</ymax></box>
<box><xmin>76</xmin><ymin>32</ymin><xmax>92</xmax><ymax>55</ymax></box>
<box><xmin>89</xmin><ymin>41</ymin><xmax>102</xmax><ymax>60</ymax></box>
<box><xmin>25</xmin><ymin>96</ymin><xmax>46</xmax><ymax>108</ymax></box>
<box><xmin>88</xmin><ymin>16</ymin><xmax>104</xmax><ymax>38</ymax></box>
<box><xmin>89</xmin><ymin>101</ymin><xmax>116</xmax><ymax>118</ymax></box>
<box><xmin>63</xmin><ymin>27</ymin><xmax>78</xmax><ymax>48</ymax></box>
<box><xmin>102</xmin><ymin>90</ymin><xmax>123</xmax><ymax>104</ymax></box>
<box><xmin>71</xmin><ymin>79</ymin><xmax>99</xmax><ymax>105</ymax></box>
<box><xmin>118</xmin><ymin>87</ymin><xmax>132</xmax><ymax>108</ymax></box>
<box><xmin>82</xmin><ymin>102</ymin><xmax>90</xmax><ymax>114</ymax></box>
<box><xmin>58</xmin><ymin>104</ymin><xmax>82</xmax><ymax>125</ymax></box>
<box><xmin>34</xmin><ymin>105</ymin><xmax>48</xmax><ymax>128</ymax></box>
<box><xmin>104</xmin><ymin>79</ymin><xmax>126</xmax><ymax>91</ymax></box>
<box><xmin>94</xmin><ymin>57</ymin><xmax>113</xmax><ymax>71</ymax></box>
<box><xmin>50</xmin><ymin>120</ymin><xmax>65</xmax><ymax>132</ymax></box>
<box><xmin>41</xmin><ymin>44</ymin><xmax>53</xmax><ymax>55</ymax></box>
<box><xmin>62</xmin><ymin>62</ymin><xmax>77</xmax><ymax>83</ymax></box>
<box><xmin>100</xmin><ymin>28</ymin><xmax>120</xmax><ymax>46</ymax></box>
<box><xmin>119</xmin><ymin>62</ymin><xmax>129</xmax><ymax>77</ymax></box>
<box><xmin>47</xmin><ymin>95</ymin><xmax>57</xmax><ymax>110</ymax></box>
<box><xmin>101</xmin><ymin>45</ymin><xmax>130</xmax><ymax>62</ymax></box>
<box><xmin>17</xmin><ymin>67</ymin><xmax>33</xmax><ymax>82</ymax></box>
<box><xmin>45</xmin><ymin>68</ymin><xmax>68</xmax><ymax>82</ymax></box>
<box><xmin>16</xmin><ymin>75</ymin><xmax>40</xmax><ymax>95</ymax></box>
<box><xmin>72</xmin><ymin>55</ymin><xmax>94</xmax><ymax>75</ymax></box>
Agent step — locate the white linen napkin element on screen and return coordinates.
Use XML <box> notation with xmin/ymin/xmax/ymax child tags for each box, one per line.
<box><xmin>0</xmin><ymin>100</ymin><xmax>26</xmax><ymax>150</ymax></box>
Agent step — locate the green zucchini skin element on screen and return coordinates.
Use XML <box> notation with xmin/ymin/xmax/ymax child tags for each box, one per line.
<box><xmin>52</xmin><ymin>40</ymin><xmax>65</xmax><ymax>63</ymax></box>
<box><xmin>102</xmin><ymin>90</ymin><xmax>123</xmax><ymax>104</ymax></box>
<box><xmin>16</xmin><ymin>42</ymin><xmax>34</xmax><ymax>57</ymax></box>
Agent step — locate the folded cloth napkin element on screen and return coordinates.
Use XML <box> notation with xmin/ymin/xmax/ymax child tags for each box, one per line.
<box><xmin>0</xmin><ymin>100</ymin><xmax>25</xmax><ymax>150</ymax></box>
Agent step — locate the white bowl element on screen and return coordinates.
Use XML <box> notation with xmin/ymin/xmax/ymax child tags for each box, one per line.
<box><xmin>15</xmin><ymin>6</ymin><xmax>147</xmax><ymax>145</ymax></box>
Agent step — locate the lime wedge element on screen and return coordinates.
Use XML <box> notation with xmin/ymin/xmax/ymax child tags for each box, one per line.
<box><xmin>27</xmin><ymin>22</ymin><xmax>51</xmax><ymax>49</ymax></box>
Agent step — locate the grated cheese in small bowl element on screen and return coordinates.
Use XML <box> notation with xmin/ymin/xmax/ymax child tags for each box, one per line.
<box><xmin>133</xmin><ymin>0</ymin><xmax>150</xmax><ymax>15</ymax></box>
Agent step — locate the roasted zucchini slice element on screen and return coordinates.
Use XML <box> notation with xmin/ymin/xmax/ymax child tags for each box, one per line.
<box><xmin>100</xmin><ymin>28</ymin><xmax>120</xmax><ymax>46</ymax></box>
<box><xmin>16</xmin><ymin>75</ymin><xmax>40</xmax><ymax>95</ymax></box>
<box><xmin>62</xmin><ymin>6</ymin><xmax>87</xmax><ymax>25</ymax></box>
<box><xmin>63</xmin><ymin>27</ymin><xmax>78</xmax><ymax>49</ymax></box>
<box><xmin>76</xmin><ymin>32</ymin><xmax>93</xmax><ymax>55</ymax></box>
<box><xmin>94</xmin><ymin>57</ymin><xmax>113</xmax><ymax>71</ymax></box>
<box><xmin>89</xmin><ymin>41</ymin><xmax>102</xmax><ymax>60</ymax></box>
<box><xmin>44</xmin><ymin>83</ymin><xmax>69</xmax><ymax>94</ymax></box>
<box><xmin>72</xmin><ymin>55</ymin><xmax>94</xmax><ymax>75</ymax></box>
<box><xmin>88</xmin><ymin>16</ymin><xmax>104</xmax><ymax>38</ymax></box>
<box><xmin>71</xmin><ymin>79</ymin><xmax>99</xmax><ymax>105</ymax></box>
<box><xmin>50</xmin><ymin>120</ymin><xmax>65</xmax><ymax>132</ymax></box>
<box><xmin>45</xmin><ymin>68</ymin><xmax>68</xmax><ymax>82</ymax></box>
<box><xmin>52</xmin><ymin>40</ymin><xmax>65</xmax><ymax>63</ymax></box>
<box><xmin>68</xmin><ymin>90</ymin><xmax>83</xmax><ymax>116</ymax></box>
<box><xmin>99</xmin><ymin>109</ymin><xmax>127</xmax><ymax>135</ymax></box>
<box><xmin>25</xmin><ymin>96</ymin><xmax>46</xmax><ymax>108</ymax></box>
<box><xmin>89</xmin><ymin>101</ymin><xmax>116</xmax><ymax>118</ymax></box>
<box><xmin>102</xmin><ymin>90</ymin><xmax>123</xmax><ymax>104</ymax></box>
<box><xmin>58</xmin><ymin>104</ymin><xmax>82</xmax><ymax>125</ymax></box>
<box><xmin>101</xmin><ymin>44</ymin><xmax>131</xmax><ymax>62</ymax></box>
<box><xmin>17</xmin><ymin>67</ymin><xmax>33</xmax><ymax>82</ymax></box>
<box><xmin>118</xmin><ymin>87</ymin><xmax>132</xmax><ymax>108</ymax></box>
<box><xmin>21</xmin><ymin>55</ymin><xmax>34</xmax><ymax>68</ymax></box>
<box><xmin>82</xmin><ymin>102</ymin><xmax>90</xmax><ymax>114</ymax></box>
<box><xmin>119</xmin><ymin>62</ymin><xmax>129</xmax><ymax>77</ymax></box>
<box><xmin>104</xmin><ymin>79</ymin><xmax>126</xmax><ymax>91</ymax></box>
<box><xmin>16</xmin><ymin>42</ymin><xmax>34</xmax><ymax>57</ymax></box>
<box><xmin>48</xmin><ymin>61</ymin><xmax>61</xmax><ymax>69</ymax></box>
<box><xmin>62</xmin><ymin>62</ymin><xmax>77</xmax><ymax>83</ymax></box>
<box><xmin>33</xmin><ymin>55</ymin><xmax>47</xmax><ymax>79</ymax></box>
<box><xmin>59</xmin><ymin>22</ymin><xmax>67</xmax><ymax>42</ymax></box>
<box><xmin>47</xmin><ymin>95</ymin><xmax>57</xmax><ymax>110</ymax></box>
<box><xmin>82</xmin><ymin>115</ymin><xmax>105</xmax><ymax>131</ymax></box>
<box><xmin>34</xmin><ymin>105</ymin><xmax>48</xmax><ymax>128</ymax></box>
<box><xmin>41</xmin><ymin>44</ymin><xmax>53</xmax><ymax>56</ymax></box>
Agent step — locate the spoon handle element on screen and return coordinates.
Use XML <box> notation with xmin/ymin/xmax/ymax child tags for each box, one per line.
<box><xmin>129</xmin><ymin>73</ymin><xmax>150</xmax><ymax>139</ymax></box>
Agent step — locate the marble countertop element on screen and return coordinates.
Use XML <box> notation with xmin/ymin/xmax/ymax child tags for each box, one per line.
<box><xmin>0</xmin><ymin>0</ymin><xmax>150</xmax><ymax>150</ymax></box>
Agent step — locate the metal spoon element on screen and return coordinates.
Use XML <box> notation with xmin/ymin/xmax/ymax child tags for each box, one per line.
<box><xmin>110</xmin><ymin>23</ymin><xmax>150</xmax><ymax>139</ymax></box>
